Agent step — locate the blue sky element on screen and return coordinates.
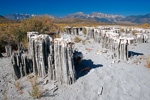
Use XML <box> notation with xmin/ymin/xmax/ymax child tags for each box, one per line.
<box><xmin>0</xmin><ymin>0</ymin><xmax>150</xmax><ymax>17</ymax></box>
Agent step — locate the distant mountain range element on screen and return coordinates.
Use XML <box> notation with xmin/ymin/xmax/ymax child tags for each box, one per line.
<box><xmin>0</xmin><ymin>15</ymin><xmax>7</xmax><ymax>20</ymax></box>
<box><xmin>4</xmin><ymin>13</ymin><xmax>58</xmax><ymax>20</ymax></box>
<box><xmin>0</xmin><ymin>15</ymin><xmax>19</xmax><ymax>23</ymax></box>
<box><xmin>2</xmin><ymin>12</ymin><xmax>150</xmax><ymax>25</ymax></box>
<box><xmin>122</xmin><ymin>14</ymin><xmax>150</xmax><ymax>25</ymax></box>
<box><xmin>65</xmin><ymin>12</ymin><xmax>125</xmax><ymax>23</ymax></box>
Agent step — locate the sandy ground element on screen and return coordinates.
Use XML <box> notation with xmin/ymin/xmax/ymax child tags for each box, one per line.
<box><xmin>0</xmin><ymin>33</ymin><xmax>150</xmax><ymax>100</ymax></box>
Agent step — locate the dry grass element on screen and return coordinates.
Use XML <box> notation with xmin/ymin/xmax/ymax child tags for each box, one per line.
<box><xmin>86</xmin><ymin>48</ymin><xmax>92</xmax><ymax>52</ymax></box>
<box><xmin>3</xmin><ymin>91</ymin><xmax>7</xmax><ymax>100</ymax></box>
<box><xmin>52</xmin><ymin>34</ymin><xmax>61</xmax><ymax>44</ymax></box>
<box><xmin>22</xmin><ymin>38</ymin><xmax>28</xmax><ymax>48</ymax></box>
<box><xmin>145</xmin><ymin>57</ymin><xmax>150</xmax><ymax>68</ymax></box>
<box><xmin>135</xmin><ymin>59</ymin><xmax>139</xmax><ymax>65</ymax></box>
<box><xmin>83</xmin><ymin>28</ymin><xmax>87</xmax><ymax>36</ymax></box>
<box><xmin>120</xmin><ymin>28</ymin><xmax>125</xmax><ymax>33</ymax></box>
<box><xmin>82</xmin><ymin>40</ymin><xmax>86</xmax><ymax>45</ymax></box>
<box><xmin>132</xmin><ymin>30</ymin><xmax>138</xmax><ymax>36</ymax></box>
<box><xmin>28</xmin><ymin>75</ymin><xmax>43</xmax><ymax>99</ymax></box>
<box><xmin>14</xmin><ymin>81</ymin><xmax>24</xmax><ymax>94</ymax></box>
<box><xmin>55</xmin><ymin>34</ymin><xmax>61</xmax><ymax>38</ymax></box>
<box><xmin>139</xmin><ymin>55</ymin><xmax>145</xmax><ymax>60</ymax></box>
<box><xmin>14</xmin><ymin>81</ymin><xmax>21</xmax><ymax>91</ymax></box>
<box><xmin>19</xmin><ymin>91</ymin><xmax>24</xmax><ymax>94</ymax></box>
<box><xmin>74</xmin><ymin>36</ymin><xmax>81</xmax><ymax>43</ymax></box>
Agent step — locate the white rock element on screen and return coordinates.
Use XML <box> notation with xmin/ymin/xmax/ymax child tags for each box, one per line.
<box><xmin>43</xmin><ymin>80</ymin><xmax>49</xmax><ymax>85</ymax></box>
<box><xmin>90</xmin><ymin>69</ymin><xmax>95</xmax><ymax>72</ymax></box>
<box><xmin>111</xmin><ymin>60</ymin><xmax>115</xmax><ymax>64</ymax></box>
<box><xmin>98</xmin><ymin>87</ymin><xmax>103</xmax><ymax>96</ymax></box>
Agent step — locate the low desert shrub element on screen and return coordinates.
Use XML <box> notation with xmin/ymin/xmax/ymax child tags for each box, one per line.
<box><xmin>135</xmin><ymin>59</ymin><xmax>139</xmax><ymax>65</ymax></box>
<box><xmin>14</xmin><ymin>81</ymin><xmax>24</xmax><ymax>94</ymax></box>
<box><xmin>74</xmin><ymin>36</ymin><xmax>81</xmax><ymax>43</ymax></box>
<box><xmin>0</xmin><ymin>16</ymin><xmax>59</xmax><ymax>52</ymax></box>
<box><xmin>55</xmin><ymin>34</ymin><xmax>61</xmax><ymax>38</ymax></box>
<box><xmin>3</xmin><ymin>91</ymin><xmax>7</xmax><ymax>100</ymax></box>
<box><xmin>52</xmin><ymin>34</ymin><xmax>61</xmax><ymax>44</ymax></box>
<box><xmin>83</xmin><ymin>28</ymin><xmax>87</xmax><ymax>36</ymax></box>
<box><xmin>139</xmin><ymin>55</ymin><xmax>145</xmax><ymax>60</ymax></box>
<box><xmin>14</xmin><ymin>81</ymin><xmax>21</xmax><ymax>91</ymax></box>
<box><xmin>28</xmin><ymin>75</ymin><xmax>43</xmax><ymax>99</ymax></box>
<box><xmin>82</xmin><ymin>40</ymin><xmax>86</xmax><ymax>45</ymax></box>
<box><xmin>120</xmin><ymin>28</ymin><xmax>125</xmax><ymax>33</ymax></box>
<box><xmin>145</xmin><ymin>57</ymin><xmax>150</xmax><ymax>68</ymax></box>
<box><xmin>132</xmin><ymin>30</ymin><xmax>138</xmax><ymax>36</ymax></box>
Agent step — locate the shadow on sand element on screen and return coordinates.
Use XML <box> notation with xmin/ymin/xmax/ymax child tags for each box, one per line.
<box><xmin>128</xmin><ymin>51</ymin><xmax>144</xmax><ymax>58</ymax></box>
<box><xmin>75</xmin><ymin>59</ymin><xmax>103</xmax><ymax>79</ymax></box>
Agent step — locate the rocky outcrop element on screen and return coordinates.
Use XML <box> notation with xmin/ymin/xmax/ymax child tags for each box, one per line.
<box><xmin>0</xmin><ymin>50</ymin><xmax>3</xmax><ymax>57</ymax></box>
<box><xmin>54</xmin><ymin>38</ymin><xmax>76</xmax><ymax>85</ymax></box>
<box><xmin>5</xmin><ymin>45</ymin><xmax>12</xmax><ymax>57</ymax></box>
<box><xmin>85</xmin><ymin>27</ymin><xmax>135</xmax><ymax>61</ymax></box>
<box><xmin>11</xmin><ymin>53</ymin><xmax>33</xmax><ymax>80</ymax></box>
<box><xmin>11</xmin><ymin>32</ymin><xmax>76</xmax><ymax>85</ymax></box>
